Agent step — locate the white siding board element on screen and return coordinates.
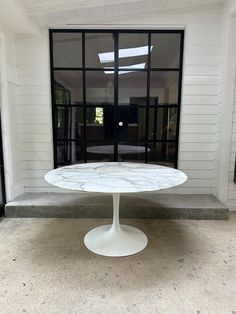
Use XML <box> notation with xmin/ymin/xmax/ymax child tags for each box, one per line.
<box><xmin>18</xmin><ymin>95</ymin><xmax>50</xmax><ymax>105</ymax></box>
<box><xmin>20</xmin><ymin>160</ymin><xmax>52</xmax><ymax>170</ymax></box>
<box><xmin>180</xmin><ymin>143</ymin><xmax>215</xmax><ymax>152</ymax></box>
<box><xmin>187</xmin><ymin>45</ymin><xmax>221</xmax><ymax>56</ymax></box>
<box><xmin>19</xmin><ymin>124</ymin><xmax>51</xmax><ymax>134</ymax></box>
<box><xmin>185</xmin><ymin>55</ymin><xmax>221</xmax><ymax>66</ymax></box>
<box><xmin>18</xmin><ymin>76</ymin><xmax>49</xmax><ymax>85</ymax></box>
<box><xmin>20</xmin><ymin>142</ymin><xmax>52</xmax><ymax>152</ymax></box>
<box><xmin>184</xmin><ymin>76</ymin><xmax>219</xmax><ymax>86</ymax></box>
<box><xmin>181</xmin><ymin>124</ymin><xmax>216</xmax><ymax>134</ymax></box>
<box><xmin>21</xmin><ymin>169</ymin><xmax>50</xmax><ymax>179</ymax></box>
<box><xmin>184</xmin><ymin>85</ymin><xmax>218</xmax><ymax>96</ymax></box>
<box><xmin>18</xmin><ymin>86</ymin><xmax>50</xmax><ymax>96</ymax></box>
<box><xmin>183</xmin><ymin>95</ymin><xmax>218</xmax><ymax>105</ymax></box>
<box><xmin>19</xmin><ymin>114</ymin><xmax>50</xmax><ymax>124</ymax></box>
<box><xmin>179</xmin><ymin>152</ymin><xmax>214</xmax><ymax>161</ymax></box>
<box><xmin>178</xmin><ymin>160</ymin><xmax>214</xmax><ymax>170</ymax></box>
<box><xmin>21</xmin><ymin>152</ymin><xmax>52</xmax><ymax>161</ymax></box>
<box><xmin>181</xmin><ymin>115</ymin><xmax>217</xmax><ymax>124</ymax></box>
<box><xmin>182</xmin><ymin>106</ymin><xmax>217</xmax><ymax>115</ymax></box>
<box><xmin>228</xmin><ymin>190</ymin><xmax>236</xmax><ymax>200</ymax></box>
<box><xmin>184</xmin><ymin>65</ymin><xmax>219</xmax><ymax>76</ymax></box>
<box><xmin>19</xmin><ymin>105</ymin><xmax>50</xmax><ymax>115</ymax></box>
<box><xmin>20</xmin><ymin>133</ymin><xmax>51</xmax><ymax>143</ymax></box>
<box><xmin>183</xmin><ymin>169</ymin><xmax>213</xmax><ymax>179</ymax></box>
<box><xmin>181</xmin><ymin>133</ymin><xmax>216</xmax><ymax>143</ymax></box>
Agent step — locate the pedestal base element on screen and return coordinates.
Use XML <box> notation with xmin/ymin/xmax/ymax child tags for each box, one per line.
<box><xmin>84</xmin><ymin>224</ymin><xmax>148</xmax><ymax>257</ymax></box>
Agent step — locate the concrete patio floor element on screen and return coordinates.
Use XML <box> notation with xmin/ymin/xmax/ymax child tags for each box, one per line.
<box><xmin>0</xmin><ymin>215</ymin><xmax>235</xmax><ymax>314</ymax></box>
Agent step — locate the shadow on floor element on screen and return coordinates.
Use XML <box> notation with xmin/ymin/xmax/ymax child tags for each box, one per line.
<box><xmin>14</xmin><ymin>218</ymin><xmax>204</xmax><ymax>289</ymax></box>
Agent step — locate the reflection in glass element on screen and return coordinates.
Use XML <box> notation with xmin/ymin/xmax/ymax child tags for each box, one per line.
<box><xmin>118</xmin><ymin>33</ymin><xmax>149</xmax><ymax>67</ymax></box>
<box><xmin>56</xmin><ymin>107</ymin><xmax>84</xmax><ymax>141</ymax></box>
<box><xmin>85</xmin><ymin>106</ymin><xmax>113</xmax><ymax>141</ymax></box>
<box><xmin>57</xmin><ymin>141</ymin><xmax>84</xmax><ymax>165</ymax></box>
<box><xmin>151</xmin><ymin>33</ymin><xmax>180</xmax><ymax>68</ymax></box>
<box><xmin>148</xmin><ymin>142</ymin><xmax>176</xmax><ymax>167</ymax></box>
<box><xmin>86</xmin><ymin>71</ymin><xmax>114</xmax><ymax>104</ymax></box>
<box><xmin>117</xmin><ymin>144</ymin><xmax>146</xmax><ymax>163</ymax></box>
<box><xmin>148</xmin><ymin>107</ymin><xmax>177</xmax><ymax>141</ymax></box>
<box><xmin>87</xmin><ymin>142</ymin><xmax>114</xmax><ymax>162</ymax></box>
<box><xmin>116</xmin><ymin>106</ymin><xmax>146</xmax><ymax>144</ymax></box>
<box><xmin>53</xmin><ymin>33</ymin><xmax>82</xmax><ymax>68</ymax></box>
<box><xmin>119</xmin><ymin>71</ymin><xmax>147</xmax><ymax>105</ymax></box>
<box><xmin>150</xmin><ymin>71</ymin><xmax>179</xmax><ymax>105</ymax></box>
<box><xmin>54</xmin><ymin>71</ymin><xmax>83</xmax><ymax>104</ymax></box>
<box><xmin>85</xmin><ymin>33</ymin><xmax>114</xmax><ymax>68</ymax></box>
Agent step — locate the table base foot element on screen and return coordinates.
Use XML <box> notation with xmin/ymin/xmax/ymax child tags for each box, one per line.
<box><xmin>84</xmin><ymin>224</ymin><xmax>148</xmax><ymax>257</ymax></box>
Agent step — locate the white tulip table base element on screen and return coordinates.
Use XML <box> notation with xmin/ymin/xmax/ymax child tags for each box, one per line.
<box><xmin>84</xmin><ymin>193</ymin><xmax>148</xmax><ymax>257</ymax></box>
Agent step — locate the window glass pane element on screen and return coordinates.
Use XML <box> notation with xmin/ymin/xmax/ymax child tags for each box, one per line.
<box><xmin>57</xmin><ymin>141</ymin><xmax>84</xmax><ymax>165</ymax></box>
<box><xmin>151</xmin><ymin>33</ymin><xmax>181</xmax><ymax>68</ymax></box>
<box><xmin>150</xmin><ymin>71</ymin><xmax>179</xmax><ymax>105</ymax></box>
<box><xmin>119</xmin><ymin>71</ymin><xmax>147</xmax><ymax>105</ymax></box>
<box><xmin>87</xmin><ymin>142</ymin><xmax>114</xmax><ymax>162</ymax></box>
<box><xmin>56</xmin><ymin>107</ymin><xmax>84</xmax><ymax>141</ymax></box>
<box><xmin>147</xmin><ymin>142</ymin><xmax>176</xmax><ymax>167</ymax></box>
<box><xmin>54</xmin><ymin>71</ymin><xmax>83</xmax><ymax>105</ymax></box>
<box><xmin>85</xmin><ymin>33</ymin><xmax>114</xmax><ymax>68</ymax></box>
<box><xmin>148</xmin><ymin>107</ymin><xmax>177</xmax><ymax>141</ymax></box>
<box><xmin>86</xmin><ymin>71</ymin><xmax>114</xmax><ymax>104</ymax></box>
<box><xmin>117</xmin><ymin>143</ymin><xmax>146</xmax><ymax>163</ymax></box>
<box><xmin>115</xmin><ymin>107</ymin><xmax>146</xmax><ymax>144</ymax></box>
<box><xmin>53</xmin><ymin>33</ymin><xmax>82</xmax><ymax>68</ymax></box>
<box><xmin>118</xmin><ymin>33</ymin><xmax>148</xmax><ymax>68</ymax></box>
<box><xmin>85</xmin><ymin>105</ymin><xmax>114</xmax><ymax>141</ymax></box>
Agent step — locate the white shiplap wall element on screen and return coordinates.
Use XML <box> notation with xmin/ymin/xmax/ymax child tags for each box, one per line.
<box><xmin>16</xmin><ymin>34</ymin><xmax>55</xmax><ymax>192</ymax></box>
<box><xmin>228</xmin><ymin>74</ymin><xmax>236</xmax><ymax>203</ymax></box>
<box><xmin>16</xmin><ymin>10</ymin><xmax>223</xmax><ymax>194</ymax></box>
<box><xmin>1</xmin><ymin>30</ymin><xmax>24</xmax><ymax>200</ymax></box>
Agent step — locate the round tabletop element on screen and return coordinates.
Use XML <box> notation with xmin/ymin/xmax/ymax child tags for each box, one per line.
<box><xmin>87</xmin><ymin>145</ymin><xmax>150</xmax><ymax>155</ymax></box>
<box><xmin>45</xmin><ymin>162</ymin><xmax>187</xmax><ymax>194</ymax></box>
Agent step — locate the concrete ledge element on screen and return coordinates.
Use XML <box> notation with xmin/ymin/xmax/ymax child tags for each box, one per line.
<box><xmin>5</xmin><ymin>192</ymin><xmax>229</xmax><ymax>220</ymax></box>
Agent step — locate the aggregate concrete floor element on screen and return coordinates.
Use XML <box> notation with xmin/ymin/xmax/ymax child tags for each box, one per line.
<box><xmin>0</xmin><ymin>215</ymin><xmax>236</xmax><ymax>314</ymax></box>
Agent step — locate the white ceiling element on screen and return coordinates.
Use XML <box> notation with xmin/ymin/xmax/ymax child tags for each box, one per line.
<box><xmin>0</xmin><ymin>0</ymin><xmax>226</xmax><ymax>34</ymax></box>
<box><xmin>19</xmin><ymin>0</ymin><xmax>224</xmax><ymax>28</ymax></box>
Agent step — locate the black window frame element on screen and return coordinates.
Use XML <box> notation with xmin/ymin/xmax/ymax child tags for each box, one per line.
<box><xmin>49</xmin><ymin>29</ymin><xmax>184</xmax><ymax>168</ymax></box>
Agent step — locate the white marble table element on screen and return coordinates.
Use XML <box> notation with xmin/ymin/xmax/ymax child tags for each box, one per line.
<box><xmin>45</xmin><ymin>162</ymin><xmax>187</xmax><ymax>257</ymax></box>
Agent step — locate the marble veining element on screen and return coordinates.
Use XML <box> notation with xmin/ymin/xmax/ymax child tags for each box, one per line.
<box><xmin>45</xmin><ymin>162</ymin><xmax>187</xmax><ymax>193</ymax></box>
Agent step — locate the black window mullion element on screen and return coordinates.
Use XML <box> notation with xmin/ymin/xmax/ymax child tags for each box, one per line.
<box><xmin>114</xmin><ymin>31</ymin><xmax>118</xmax><ymax>161</ymax></box>
<box><xmin>49</xmin><ymin>30</ymin><xmax>58</xmax><ymax>168</ymax></box>
<box><xmin>82</xmin><ymin>32</ymin><xmax>87</xmax><ymax>162</ymax></box>
<box><xmin>175</xmin><ymin>31</ymin><xmax>184</xmax><ymax>168</ymax></box>
<box><xmin>145</xmin><ymin>32</ymin><xmax>151</xmax><ymax>163</ymax></box>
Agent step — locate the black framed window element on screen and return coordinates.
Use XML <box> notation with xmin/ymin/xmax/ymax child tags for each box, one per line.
<box><xmin>49</xmin><ymin>29</ymin><xmax>184</xmax><ymax>168</ymax></box>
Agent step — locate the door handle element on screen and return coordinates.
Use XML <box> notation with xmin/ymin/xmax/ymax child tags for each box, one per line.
<box><xmin>118</xmin><ymin>121</ymin><xmax>123</xmax><ymax>126</ymax></box>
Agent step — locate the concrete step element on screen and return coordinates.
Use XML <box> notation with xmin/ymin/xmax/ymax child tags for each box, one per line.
<box><xmin>5</xmin><ymin>192</ymin><xmax>228</xmax><ymax>219</ymax></box>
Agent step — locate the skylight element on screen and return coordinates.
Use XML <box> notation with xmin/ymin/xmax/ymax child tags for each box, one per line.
<box><xmin>98</xmin><ymin>45</ymin><xmax>153</xmax><ymax>63</ymax></box>
<box><xmin>104</xmin><ymin>63</ymin><xmax>146</xmax><ymax>75</ymax></box>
